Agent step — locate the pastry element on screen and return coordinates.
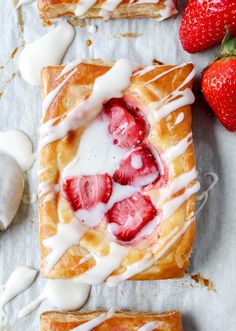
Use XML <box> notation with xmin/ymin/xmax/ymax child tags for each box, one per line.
<box><xmin>40</xmin><ymin>310</ymin><xmax>184</xmax><ymax>330</ymax></box>
<box><xmin>39</xmin><ymin>59</ymin><xmax>198</xmax><ymax>284</ymax></box>
<box><xmin>37</xmin><ymin>0</ymin><xmax>177</xmax><ymax>21</ymax></box>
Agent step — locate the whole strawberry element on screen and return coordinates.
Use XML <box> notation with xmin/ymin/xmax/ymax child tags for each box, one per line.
<box><xmin>179</xmin><ymin>0</ymin><xmax>236</xmax><ymax>53</ymax></box>
<box><xmin>201</xmin><ymin>31</ymin><xmax>236</xmax><ymax>131</ymax></box>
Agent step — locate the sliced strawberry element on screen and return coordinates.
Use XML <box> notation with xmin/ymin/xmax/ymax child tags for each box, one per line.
<box><xmin>103</xmin><ymin>98</ymin><xmax>146</xmax><ymax>149</ymax></box>
<box><xmin>106</xmin><ymin>193</ymin><xmax>157</xmax><ymax>242</ymax></box>
<box><xmin>113</xmin><ymin>144</ymin><xmax>160</xmax><ymax>187</ymax></box>
<box><xmin>63</xmin><ymin>174</ymin><xmax>112</xmax><ymax>211</ymax></box>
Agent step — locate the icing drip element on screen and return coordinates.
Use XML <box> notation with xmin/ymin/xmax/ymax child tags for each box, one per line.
<box><xmin>107</xmin><ymin>218</ymin><xmax>194</xmax><ymax>286</ymax></box>
<box><xmin>162</xmin><ymin>133</ymin><xmax>193</xmax><ymax>165</ymax></box>
<box><xmin>56</xmin><ymin>59</ymin><xmax>82</xmax><ymax>80</ymax></box>
<box><xmin>162</xmin><ymin>181</ymin><xmax>200</xmax><ymax>220</ymax></box>
<box><xmin>137</xmin><ymin>321</ymin><xmax>168</xmax><ymax>331</ymax></box>
<box><xmin>42</xmin><ymin>67</ymin><xmax>78</xmax><ymax>117</ymax></box>
<box><xmin>147</xmin><ymin>66</ymin><xmax>195</xmax><ymax>124</ymax></box>
<box><xmin>18</xmin><ymin>280</ymin><xmax>91</xmax><ymax>318</ymax></box>
<box><xmin>76</xmin><ymin>243</ymin><xmax>129</xmax><ymax>285</ymax></box>
<box><xmin>38</xmin><ymin>180</ymin><xmax>60</xmax><ymax>205</ymax></box>
<box><xmin>159</xmin><ymin>167</ymin><xmax>197</xmax><ymax>202</ymax></box>
<box><xmin>71</xmin><ymin>309</ymin><xmax>115</xmax><ymax>331</ymax></box>
<box><xmin>43</xmin><ymin>219</ymin><xmax>87</xmax><ymax>273</ymax></box>
<box><xmin>174</xmin><ymin>112</ymin><xmax>185</xmax><ymax>126</ymax></box>
<box><xmin>40</xmin><ymin>59</ymin><xmax>138</xmax><ymax>148</ymax></box>
<box><xmin>19</xmin><ymin>21</ymin><xmax>75</xmax><ymax>85</ymax></box>
<box><xmin>196</xmin><ymin>172</ymin><xmax>219</xmax><ymax>215</ymax></box>
<box><xmin>75</xmin><ymin>0</ymin><xmax>97</xmax><ymax>16</ymax></box>
<box><xmin>0</xmin><ymin>266</ymin><xmax>37</xmax><ymax>311</ymax></box>
<box><xmin>145</xmin><ymin>64</ymin><xmax>186</xmax><ymax>86</ymax></box>
<box><xmin>134</xmin><ymin>65</ymin><xmax>156</xmax><ymax>77</ymax></box>
<box><xmin>0</xmin><ymin>130</ymin><xmax>35</xmax><ymax>171</ymax></box>
<box><xmin>0</xmin><ymin>153</ymin><xmax>25</xmax><ymax>231</ymax></box>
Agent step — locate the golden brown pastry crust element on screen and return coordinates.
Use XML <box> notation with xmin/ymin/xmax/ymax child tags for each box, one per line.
<box><xmin>38</xmin><ymin>0</ymin><xmax>177</xmax><ymax>20</ymax></box>
<box><xmin>39</xmin><ymin>60</ymin><xmax>196</xmax><ymax>281</ymax></box>
<box><xmin>40</xmin><ymin>310</ymin><xmax>184</xmax><ymax>330</ymax></box>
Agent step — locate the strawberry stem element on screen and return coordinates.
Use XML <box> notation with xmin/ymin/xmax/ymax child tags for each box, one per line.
<box><xmin>220</xmin><ymin>27</ymin><xmax>236</xmax><ymax>57</ymax></box>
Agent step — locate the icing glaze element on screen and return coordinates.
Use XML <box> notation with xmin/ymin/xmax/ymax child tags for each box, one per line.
<box><xmin>76</xmin><ymin>243</ymin><xmax>129</xmax><ymax>285</ymax></box>
<box><xmin>174</xmin><ymin>112</ymin><xmax>185</xmax><ymax>126</ymax></box>
<box><xmin>137</xmin><ymin>321</ymin><xmax>167</xmax><ymax>331</ymax></box>
<box><xmin>0</xmin><ymin>153</ymin><xmax>25</xmax><ymax>231</ymax></box>
<box><xmin>0</xmin><ymin>130</ymin><xmax>35</xmax><ymax>171</ymax></box>
<box><xmin>43</xmin><ymin>219</ymin><xmax>87</xmax><ymax>273</ymax></box>
<box><xmin>162</xmin><ymin>133</ymin><xmax>192</xmax><ymax>165</ymax></box>
<box><xmin>18</xmin><ymin>280</ymin><xmax>91</xmax><ymax>318</ymax></box>
<box><xmin>71</xmin><ymin>309</ymin><xmax>115</xmax><ymax>331</ymax></box>
<box><xmin>0</xmin><ymin>266</ymin><xmax>37</xmax><ymax>311</ymax></box>
<box><xmin>40</xmin><ymin>59</ymin><xmax>138</xmax><ymax>148</ymax></box>
<box><xmin>19</xmin><ymin>21</ymin><xmax>75</xmax><ymax>85</ymax></box>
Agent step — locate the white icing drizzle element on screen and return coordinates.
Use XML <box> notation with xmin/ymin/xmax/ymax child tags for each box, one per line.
<box><xmin>43</xmin><ymin>219</ymin><xmax>87</xmax><ymax>273</ymax></box>
<box><xmin>19</xmin><ymin>21</ymin><xmax>75</xmax><ymax>85</ymax></box>
<box><xmin>76</xmin><ymin>243</ymin><xmax>129</xmax><ymax>285</ymax></box>
<box><xmin>0</xmin><ymin>130</ymin><xmax>35</xmax><ymax>171</ymax></box>
<box><xmin>159</xmin><ymin>167</ymin><xmax>197</xmax><ymax>202</ymax></box>
<box><xmin>56</xmin><ymin>59</ymin><xmax>82</xmax><ymax>80</ymax></box>
<box><xmin>0</xmin><ymin>266</ymin><xmax>37</xmax><ymax>311</ymax></box>
<box><xmin>196</xmin><ymin>172</ymin><xmax>219</xmax><ymax>215</ymax></box>
<box><xmin>75</xmin><ymin>0</ymin><xmax>176</xmax><ymax>20</ymax></box>
<box><xmin>40</xmin><ymin>59</ymin><xmax>138</xmax><ymax>149</ymax></box>
<box><xmin>162</xmin><ymin>133</ymin><xmax>192</xmax><ymax>165</ymax></box>
<box><xmin>107</xmin><ymin>218</ymin><xmax>194</xmax><ymax>286</ymax></box>
<box><xmin>133</xmin><ymin>65</ymin><xmax>156</xmax><ymax>77</ymax></box>
<box><xmin>0</xmin><ymin>153</ymin><xmax>25</xmax><ymax>231</ymax></box>
<box><xmin>18</xmin><ymin>280</ymin><xmax>91</xmax><ymax>318</ymax></box>
<box><xmin>71</xmin><ymin>309</ymin><xmax>115</xmax><ymax>331</ymax></box>
<box><xmin>145</xmin><ymin>64</ymin><xmax>186</xmax><ymax>86</ymax></box>
<box><xmin>174</xmin><ymin>112</ymin><xmax>185</xmax><ymax>126</ymax></box>
<box><xmin>147</xmin><ymin>65</ymin><xmax>195</xmax><ymax>124</ymax></box>
<box><xmin>137</xmin><ymin>321</ymin><xmax>168</xmax><ymax>331</ymax></box>
<box><xmin>38</xmin><ymin>180</ymin><xmax>60</xmax><ymax>205</ymax></box>
<box><xmin>149</xmin><ymin>89</ymin><xmax>195</xmax><ymax>124</ymax></box>
<box><xmin>15</xmin><ymin>0</ymin><xmax>35</xmax><ymax>10</ymax></box>
<box><xmin>75</xmin><ymin>0</ymin><xmax>97</xmax><ymax>16</ymax></box>
<box><xmin>42</xmin><ymin>67</ymin><xmax>78</xmax><ymax>117</ymax></box>
<box><xmin>162</xmin><ymin>181</ymin><xmax>200</xmax><ymax>220</ymax></box>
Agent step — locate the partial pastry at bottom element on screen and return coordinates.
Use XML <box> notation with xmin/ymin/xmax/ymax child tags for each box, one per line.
<box><xmin>40</xmin><ymin>310</ymin><xmax>184</xmax><ymax>331</ymax></box>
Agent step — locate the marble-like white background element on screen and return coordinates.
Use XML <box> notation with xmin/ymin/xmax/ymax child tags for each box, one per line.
<box><xmin>0</xmin><ymin>0</ymin><xmax>235</xmax><ymax>330</ymax></box>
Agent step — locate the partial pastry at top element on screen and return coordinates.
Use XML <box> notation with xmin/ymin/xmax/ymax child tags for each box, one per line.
<box><xmin>38</xmin><ymin>0</ymin><xmax>177</xmax><ymax>20</ymax></box>
<box><xmin>39</xmin><ymin>58</ymin><xmax>198</xmax><ymax>284</ymax></box>
<box><xmin>40</xmin><ymin>310</ymin><xmax>184</xmax><ymax>331</ymax></box>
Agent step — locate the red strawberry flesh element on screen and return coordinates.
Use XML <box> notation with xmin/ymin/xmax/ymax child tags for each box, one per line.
<box><xmin>113</xmin><ymin>144</ymin><xmax>160</xmax><ymax>187</ymax></box>
<box><xmin>63</xmin><ymin>174</ymin><xmax>112</xmax><ymax>211</ymax></box>
<box><xmin>106</xmin><ymin>193</ymin><xmax>157</xmax><ymax>242</ymax></box>
<box><xmin>103</xmin><ymin>98</ymin><xmax>146</xmax><ymax>149</ymax></box>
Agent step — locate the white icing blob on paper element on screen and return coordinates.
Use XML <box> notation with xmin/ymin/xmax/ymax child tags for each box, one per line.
<box><xmin>0</xmin><ymin>153</ymin><xmax>25</xmax><ymax>231</ymax></box>
<box><xmin>0</xmin><ymin>266</ymin><xmax>37</xmax><ymax>311</ymax></box>
<box><xmin>0</xmin><ymin>130</ymin><xmax>35</xmax><ymax>171</ymax></box>
<box><xmin>19</xmin><ymin>21</ymin><xmax>75</xmax><ymax>85</ymax></box>
<box><xmin>18</xmin><ymin>280</ymin><xmax>91</xmax><ymax>318</ymax></box>
<box><xmin>71</xmin><ymin>309</ymin><xmax>115</xmax><ymax>331</ymax></box>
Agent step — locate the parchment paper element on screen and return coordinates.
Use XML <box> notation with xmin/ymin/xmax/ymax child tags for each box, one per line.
<box><xmin>0</xmin><ymin>1</ymin><xmax>235</xmax><ymax>330</ymax></box>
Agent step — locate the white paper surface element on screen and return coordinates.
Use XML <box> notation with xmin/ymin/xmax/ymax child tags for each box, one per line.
<box><xmin>0</xmin><ymin>1</ymin><xmax>236</xmax><ymax>330</ymax></box>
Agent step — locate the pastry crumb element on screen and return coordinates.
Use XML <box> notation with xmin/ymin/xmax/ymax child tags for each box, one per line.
<box><xmin>191</xmin><ymin>273</ymin><xmax>216</xmax><ymax>292</ymax></box>
<box><xmin>112</xmin><ymin>32</ymin><xmax>143</xmax><ymax>38</ymax></box>
<box><xmin>86</xmin><ymin>39</ymin><xmax>93</xmax><ymax>47</ymax></box>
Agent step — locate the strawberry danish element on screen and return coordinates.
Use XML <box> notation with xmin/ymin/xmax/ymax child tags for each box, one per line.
<box><xmin>39</xmin><ymin>59</ymin><xmax>198</xmax><ymax>284</ymax></box>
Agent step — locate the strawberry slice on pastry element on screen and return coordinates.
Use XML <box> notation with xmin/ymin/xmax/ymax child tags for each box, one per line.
<box><xmin>106</xmin><ymin>192</ymin><xmax>157</xmax><ymax>242</ymax></box>
<box><xmin>103</xmin><ymin>98</ymin><xmax>146</xmax><ymax>149</ymax></box>
<box><xmin>113</xmin><ymin>144</ymin><xmax>160</xmax><ymax>187</ymax></box>
<box><xmin>63</xmin><ymin>174</ymin><xmax>112</xmax><ymax>211</ymax></box>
